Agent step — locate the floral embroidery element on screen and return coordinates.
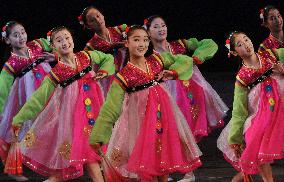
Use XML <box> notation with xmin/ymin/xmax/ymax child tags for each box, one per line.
<box><xmin>24</xmin><ymin>130</ymin><xmax>36</xmax><ymax>148</ymax></box>
<box><xmin>58</xmin><ymin>141</ymin><xmax>71</xmax><ymax>160</ymax></box>
<box><xmin>110</xmin><ymin>148</ymin><xmax>123</xmax><ymax>167</ymax></box>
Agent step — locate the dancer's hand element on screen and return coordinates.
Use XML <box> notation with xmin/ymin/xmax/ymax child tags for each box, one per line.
<box><xmin>155</xmin><ymin>70</ymin><xmax>177</xmax><ymax>81</ymax></box>
<box><xmin>94</xmin><ymin>72</ymin><xmax>108</xmax><ymax>80</ymax></box>
<box><xmin>272</xmin><ymin>62</ymin><xmax>284</xmax><ymax>75</ymax></box>
<box><xmin>230</xmin><ymin>144</ymin><xmax>245</xmax><ymax>158</ymax></box>
<box><xmin>38</xmin><ymin>52</ymin><xmax>56</xmax><ymax>63</ymax></box>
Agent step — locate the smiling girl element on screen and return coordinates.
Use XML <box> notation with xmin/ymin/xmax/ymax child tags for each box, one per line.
<box><xmin>90</xmin><ymin>25</ymin><xmax>202</xmax><ymax>181</ymax></box>
<box><xmin>12</xmin><ymin>26</ymin><xmax>115</xmax><ymax>182</ymax></box>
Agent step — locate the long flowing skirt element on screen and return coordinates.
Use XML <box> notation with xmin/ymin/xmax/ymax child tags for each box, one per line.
<box><xmin>218</xmin><ymin>76</ymin><xmax>284</xmax><ymax>174</ymax></box>
<box><xmin>20</xmin><ymin>75</ymin><xmax>104</xmax><ymax>180</ymax></box>
<box><xmin>105</xmin><ymin>84</ymin><xmax>202</xmax><ymax>180</ymax></box>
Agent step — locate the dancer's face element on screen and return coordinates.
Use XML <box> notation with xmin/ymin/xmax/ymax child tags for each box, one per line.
<box><xmin>125</xmin><ymin>29</ymin><xmax>150</xmax><ymax>58</ymax></box>
<box><xmin>231</xmin><ymin>33</ymin><xmax>254</xmax><ymax>58</ymax></box>
<box><xmin>52</xmin><ymin>29</ymin><xmax>74</xmax><ymax>55</ymax></box>
<box><xmin>265</xmin><ymin>9</ymin><xmax>283</xmax><ymax>33</ymax></box>
<box><xmin>5</xmin><ymin>24</ymin><xmax>27</xmax><ymax>49</ymax></box>
<box><xmin>86</xmin><ymin>8</ymin><xmax>106</xmax><ymax>30</ymax></box>
<box><xmin>148</xmin><ymin>17</ymin><xmax>167</xmax><ymax>41</ymax></box>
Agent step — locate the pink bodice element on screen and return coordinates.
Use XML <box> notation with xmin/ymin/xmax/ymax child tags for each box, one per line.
<box><xmin>115</xmin><ymin>54</ymin><xmax>163</xmax><ymax>89</ymax></box>
<box><xmin>49</xmin><ymin>51</ymin><xmax>91</xmax><ymax>83</ymax></box>
<box><xmin>86</xmin><ymin>27</ymin><xmax>123</xmax><ymax>53</ymax></box>
<box><xmin>236</xmin><ymin>51</ymin><xmax>277</xmax><ymax>86</ymax></box>
<box><xmin>169</xmin><ymin>40</ymin><xmax>187</xmax><ymax>55</ymax></box>
<box><xmin>4</xmin><ymin>41</ymin><xmax>44</xmax><ymax>75</ymax></box>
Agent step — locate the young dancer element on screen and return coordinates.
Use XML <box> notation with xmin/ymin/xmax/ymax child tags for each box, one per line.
<box><xmin>12</xmin><ymin>26</ymin><xmax>115</xmax><ymax>182</ymax></box>
<box><xmin>259</xmin><ymin>5</ymin><xmax>283</xmax><ymax>53</ymax></box>
<box><xmin>218</xmin><ymin>31</ymin><xmax>284</xmax><ymax>182</ymax></box>
<box><xmin>89</xmin><ymin>25</ymin><xmax>202</xmax><ymax>181</ymax></box>
<box><xmin>78</xmin><ymin>6</ymin><xmax>127</xmax><ymax>95</ymax></box>
<box><xmin>0</xmin><ymin>21</ymin><xmax>52</xmax><ymax>181</ymax></box>
<box><xmin>145</xmin><ymin>15</ymin><xmax>228</xmax><ymax>142</ymax></box>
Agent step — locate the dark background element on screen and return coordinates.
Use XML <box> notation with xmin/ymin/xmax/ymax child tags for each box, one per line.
<box><xmin>1</xmin><ymin>1</ymin><xmax>284</xmax><ymax>181</ymax></box>
<box><xmin>0</xmin><ymin>0</ymin><xmax>283</xmax><ymax>72</ymax></box>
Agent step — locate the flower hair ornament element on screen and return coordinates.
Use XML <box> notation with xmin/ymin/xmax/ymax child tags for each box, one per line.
<box><xmin>78</xmin><ymin>7</ymin><xmax>92</xmax><ymax>27</ymax></box>
<box><xmin>1</xmin><ymin>22</ymin><xmax>12</xmax><ymax>39</ymax></box>
<box><xmin>47</xmin><ymin>31</ymin><xmax>52</xmax><ymax>42</ymax></box>
<box><xmin>260</xmin><ymin>8</ymin><xmax>264</xmax><ymax>22</ymax></box>
<box><xmin>1</xmin><ymin>25</ymin><xmax>7</xmax><ymax>39</ymax></box>
<box><xmin>78</xmin><ymin>15</ymin><xmax>84</xmax><ymax>25</ymax></box>
<box><xmin>122</xmin><ymin>26</ymin><xmax>130</xmax><ymax>39</ymax></box>
<box><xmin>225</xmin><ymin>31</ymin><xmax>237</xmax><ymax>58</ymax></box>
<box><xmin>225</xmin><ymin>39</ymin><xmax>231</xmax><ymax>58</ymax></box>
<box><xmin>142</xmin><ymin>18</ymin><xmax>148</xmax><ymax>29</ymax></box>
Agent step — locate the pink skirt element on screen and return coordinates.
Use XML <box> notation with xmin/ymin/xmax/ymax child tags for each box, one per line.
<box><xmin>218</xmin><ymin>76</ymin><xmax>284</xmax><ymax>174</ymax></box>
<box><xmin>20</xmin><ymin>73</ymin><xmax>104</xmax><ymax>180</ymax></box>
<box><xmin>166</xmin><ymin>66</ymin><xmax>228</xmax><ymax>141</ymax></box>
<box><xmin>0</xmin><ymin>63</ymin><xmax>50</xmax><ymax>161</ymax></box>
<box><xmin>105</xmin><ymin>83</ymin><xmax>202</xmax><ymax>180</ymax></box>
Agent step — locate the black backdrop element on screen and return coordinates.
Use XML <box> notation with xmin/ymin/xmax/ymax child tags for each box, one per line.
<box><xmin>0</xmin><ymin>0</ymin><xmax>283</xmax><ymax>72</ymax></box>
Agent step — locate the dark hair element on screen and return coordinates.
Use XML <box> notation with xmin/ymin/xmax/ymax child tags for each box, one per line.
<box><xmin>144</xmin><ymin>15</ymin><xmax>166</xmax><ymax>30</ymax></box>
<box><xmin>261</xmin><ymin>5</ymin><xmax>280</xmax><ymax>25</ymax></box>
<box><xmin>48</xmin><ymin>26</ymin><xmax>72</xmax><ymax>44</ymax></box>
<box><xmin>80</xmin><ymin>6</ymin><xmax>100</xmax><ymax>27</ymax></box>
<box><xmin>2</xmin><ymin>21</ymin><xmax>23</xmax><ymax>40</ymax></box>
<box><xmin>126</xmin><ymin>25</ymin><xmax>149</xmax><ymax>39</ymax></box>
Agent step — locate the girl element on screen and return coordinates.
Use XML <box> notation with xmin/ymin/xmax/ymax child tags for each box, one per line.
<box><xmin>259</xmin><ymin>5</ymin><xmax>283</xmax><ymax>53</ymax></box>
<box><xmin>145</xmin><ymin>14</ymin><xmax>228</xmax><ymax>182</ymax></box>
<box><xmin>12</xmin><ymin>26</ymin><xmax>115</xmax><ymax>182</ymax></box>
<box><xmin>145</xmin><ymin>15</ymin><xmax>228</xmax><ymax>143</ymax></box>
<box><xmin>217</xmin><ymin>31</ymin><xmax>284</xmax><ymax>182</ymax></box>
<box><xmin>0</xmin><ymin>21</ymin><xmax>52</xmax><ymax>181</ymax></box>
<box><xmin>78</xmin><ymin>6</ymin><xmax>127</xmax><ymax>95</ymax></box>
<box><xmin>89</xmin><ymin>25</ymin><xmax>202</xmax><ymax>181</ymax></box>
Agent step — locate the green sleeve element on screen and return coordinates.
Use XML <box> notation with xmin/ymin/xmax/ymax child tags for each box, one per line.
<box><xmin>160</xmin><ymin>52</ymin><xmax>193</xmax><ymax>80</ymax></box>
<box><xmin>0</xmin><ymin>70</ymin><xmax>14</xmax><ymax>113</ymax></box>
<box><xmin>184</xmin><ymin>38</ymin><xmax>218</xmax><ymax>63</ymax></box>
<box><xmin>12</xmin><ymin>77</ymin><xmax>56</xmax><ymax>127</ymax></box>
<box><xmin>89</xmin><ymin>81</ymin><xmax>125</xmax><ymax>145</ymax></box>
<box><xmin>33</xmin><ymin>38</ymin><xmax>52</xmax><ymax>52</ymax></box>
<box><xmin>228</xmin><ymin>83</ymin><xmax>249</xmax><ymax>145</ymax></box>
<box><xmin>275</xmin><ymin>48</ymin><xmax>284</xmax><ymax>62</ymax></box>
<box><xmin>88</xmin><ymin>50</ymin><xmax>115</xmax><ymax>75</ymax></box>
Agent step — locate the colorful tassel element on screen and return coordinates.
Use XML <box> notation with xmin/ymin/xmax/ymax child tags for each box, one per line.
<box><xmin>4</xmin><ymin>142</ymin><xmax>23</xmax><ymax>175</ymax></box>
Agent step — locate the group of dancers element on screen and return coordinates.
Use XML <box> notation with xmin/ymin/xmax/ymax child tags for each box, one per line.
<box><xmin>0</xmin><ymin>4</ymin><xmax>283</xmax><ymax>182</ymax></box>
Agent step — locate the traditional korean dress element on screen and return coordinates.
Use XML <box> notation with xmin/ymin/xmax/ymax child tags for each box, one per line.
<box><xmin>0</xmin><ymin>39</ymin><xmax>51</xmax><ymax>163</ymax></box>
<box><xmin>85</xmin><ymin>25</ymin><xmax>127</xmax><ymax>96</ymax></box>
<box><xmin>217</xmin><ymin>49</ymin><xmax>284</xmax><ymax>174</ymax></box>
<box><xmin>12</xmin><ymin>50</ymin><xmax>114</xmax><ymax>180</ymax></box>
<box><xmin>259</xmin><ymin>34</ymin><xmax>284</xmax><ymax>54</ymax></box>
<box><xmin>90</xmin><ymin>53</ymin><xmax>202</xmax><ymax>180</ymax></box>
<box><xmin>155</xmin><ymin>38</ymin><xmax>228</xmax><ymax>141</ymax></box>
